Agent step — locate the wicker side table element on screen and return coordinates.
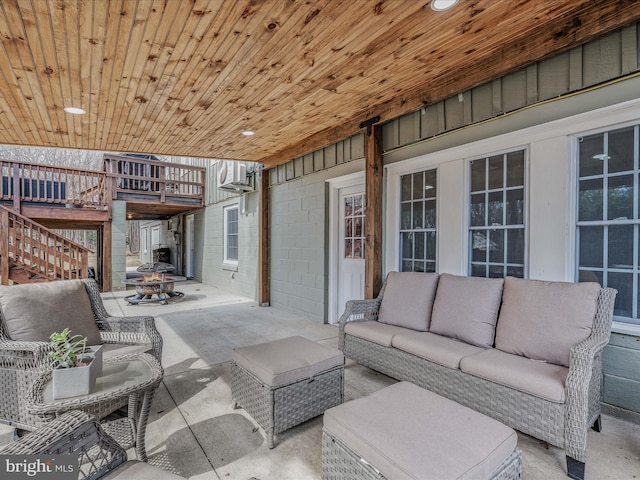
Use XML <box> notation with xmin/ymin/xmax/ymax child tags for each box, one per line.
<box><xmin>26</xmin><ymin>352</ymin><xmax>163</xmax><ymax>462</ymax></box>
<box><xmin>231</xmin><ymin>336</ymin><xmax>344</xmax><ymax>448</ymax></box>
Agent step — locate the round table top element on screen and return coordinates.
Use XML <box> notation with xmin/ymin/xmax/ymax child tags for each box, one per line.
<box><xmin>27</xmin><ymin>352</ymin><xmax>163</xmax><ymax>412</ymax></box>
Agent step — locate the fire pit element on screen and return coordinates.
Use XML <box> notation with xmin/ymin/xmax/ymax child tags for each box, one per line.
<box><xmin>123</xmin><ymin>272</ymin><xmax>186</xmax><ymax>305</ymax></box>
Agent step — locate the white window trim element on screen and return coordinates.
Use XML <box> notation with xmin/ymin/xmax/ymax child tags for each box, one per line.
<box><xmin>571</xmin><ymin>120</ymin><xmax>640</xmax><ymax>333</ymax></box>
<box><xmin>385</xmin><ymin>96</ymin><xmax>640</xmax><ymax>332</ymax></box>
<box><xmin>466</xmin><ymin>147</ymin><xmax>529</xmax><ymax>278</ymax></box>
<box><xmin>223</xmin><ymin>204</ymin><xmax>239</xmax><ymax>269</ymax></box>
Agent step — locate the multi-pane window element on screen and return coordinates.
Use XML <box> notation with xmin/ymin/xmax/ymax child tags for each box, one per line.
<box><xmin>469</xmin><ymin>150</ymin><xmax>526</xmax><ymax>278</ymax></box>
<box><xmin>344</xmin><ymin>194</ymin><xmax>365</xmax><ymax>259</ymax></box>
<box><xmin>224</xmin><ymin>205</ymin><xmax>239</xmax><ymax>264</ymax></box>
<box><xmin>400</xmin><ymin>169</ymin><xmax>437</xmax><ymax>272</ymax></box>
<box><xmin>577</xmin><ymin>125</ymin><xmax>639</xmax><ymax>324</ymax></box>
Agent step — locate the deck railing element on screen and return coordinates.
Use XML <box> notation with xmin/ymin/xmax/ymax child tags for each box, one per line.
<box><xmin>0</xmin><ymin>159</ymin><xmax>109</xmax><ymax>210</ymax></box>
<box><xmin>0</xmin><ymin>206</ymin><xmax>90</xmax><ymax>284</ymax></box>
<box><xmin>103</xmin><ymin>154</ymin><xmax>205</xmax><ymax>204</ymax></box>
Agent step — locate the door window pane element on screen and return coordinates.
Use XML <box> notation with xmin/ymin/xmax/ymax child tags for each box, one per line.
<box><xmin>344</xmin><ymin>193</ymin><xmax>365</xmax><ymax>259</ymax></box>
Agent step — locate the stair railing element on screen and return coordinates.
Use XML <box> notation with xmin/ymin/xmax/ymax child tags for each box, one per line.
<box><xmin>0</xmin><ymin>206</ymin><xmax>91</xmax><ymax>285</ymax></box>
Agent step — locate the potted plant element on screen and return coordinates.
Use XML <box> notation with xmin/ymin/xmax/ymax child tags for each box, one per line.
<box><xmin>48</xmin><ymin>328</ymin><xmax>103</xmax><ymax>399</ymax></box>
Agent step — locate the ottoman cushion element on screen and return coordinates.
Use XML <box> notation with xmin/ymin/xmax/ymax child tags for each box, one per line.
<box><xmin>323</xmin><ymin>382</ymin><xmax>517</xmax><ymax>480</ymax></box>
<box><xmin>232</xmin><ymin>336</ymin><xmax>344</xmax><ymax>387</ymax></box>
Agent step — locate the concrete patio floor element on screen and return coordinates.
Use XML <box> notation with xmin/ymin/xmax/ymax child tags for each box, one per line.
<box><xmin>2</xmin><ymin>280</ymin><xmax>640</xmax><ymax>479</ymax></box>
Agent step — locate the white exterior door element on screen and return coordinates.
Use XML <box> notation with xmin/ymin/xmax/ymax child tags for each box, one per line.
<box><xmin>328</xmin><ymin>174</ymin><xmax>366</xmax><ymax>324</ymax></box>
<box><xmin>185</xmin><ymin>214</ymin><xmax>195</xmax><ymax>278</ymax></box>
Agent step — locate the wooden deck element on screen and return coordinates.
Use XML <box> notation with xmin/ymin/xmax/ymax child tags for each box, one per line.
<box><xmin>0</xmin><ymin>156</ymin><xmax>206</xmax><ymax>226</ymax></box>
<box><xmin>0</xmin><ymin>156</ymin><xmax>206</xmax><ymax>289</ymax></box>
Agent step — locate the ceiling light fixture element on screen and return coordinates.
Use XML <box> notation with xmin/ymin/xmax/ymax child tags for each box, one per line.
<box><xmin>241</xmin><ymin>130</ymin><xmax>255</xmax><ymax>136</ymax></box>
<box><xmin>64</xmin><ymin>106</ymin><xmax>86</xmax><ymax>115</ymax></box>
<box><xmin>431</xmin><ymin>0</ymin><xmax>458</xmax><ymax>11</ymax></box>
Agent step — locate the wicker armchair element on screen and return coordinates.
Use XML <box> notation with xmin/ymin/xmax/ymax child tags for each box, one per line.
<box><xmin>0</xmin><ymin>410</ymin><xmax>184</xmax><ymax>479</ymax></box>
<box><xmin>0</xmin><ymin>279</ymin><xmax>163</xmax><ymax>430</ymax></box>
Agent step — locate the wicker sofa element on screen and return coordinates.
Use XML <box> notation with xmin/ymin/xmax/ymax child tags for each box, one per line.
<box><xmin>338</xmin><ymin>272</ymin><xmax>616</xmax><ymax>480</ymax></box>
<box><xmin>0</xmin><ymin>278</ymin><xmax>163</xmax><ymax>430</ymax></box>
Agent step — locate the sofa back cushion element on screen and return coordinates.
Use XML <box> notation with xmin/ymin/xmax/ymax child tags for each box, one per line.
<box><xmin>429</xmin><ymin>274</ymin><xmax>504</xmax><ymax>348</ymax></box>
<box><xmin>495</xmin><ymin>276</ymin><xmax>600</xmax><ymax>367</ymax></box>
<box><xmin>377</xmin><ymin>272</ymin><xmax>439</xmax><ymax>331</ymax></box>
<box><xmin>0</xmin><ymin>280</ymin><xmax>102</xmax><ymax>345</ymax></box>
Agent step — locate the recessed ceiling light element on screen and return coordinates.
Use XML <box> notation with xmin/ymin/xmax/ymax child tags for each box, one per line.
<box><xmin>241</xmin><ymin>130</ymin><xmax>255</xmax><ymax>136</ymax></box>
<box><xmin>431</xmin><ymin>0</ymin><xmax>458</xmax><ymax>11</ymax></box>
<box><xmin>64</xmin><ymin>106</ymin><xmax>86</xmax><ymax>115</ymax></box>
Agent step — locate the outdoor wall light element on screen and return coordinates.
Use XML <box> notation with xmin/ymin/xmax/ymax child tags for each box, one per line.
<box><xmin>431</xmin><ymin>0</ymin><xmax>458</xmax><ymax>11</ymax></box>
<box><xmin>241</xmin><ymin>130</ymin><xmax>255</xmax><ymax>136</ymax></box>
<box><xmin>64</xmin><ymin>106</ymin><xmax>86</xmax><ymax>114</ymax></box>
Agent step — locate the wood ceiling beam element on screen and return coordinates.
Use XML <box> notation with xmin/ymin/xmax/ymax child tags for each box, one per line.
<box><xmin>260</xmin><ymin>0</ymin><xmax>640</xmax><ymax>169</ymax></box>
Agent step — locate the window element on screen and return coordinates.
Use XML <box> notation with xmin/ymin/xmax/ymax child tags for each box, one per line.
<box><xmin>400</xmin><ymin>169</ymin><xmax>437</xmax><ymax>272</ymax></box>
<box><xmin>576</xmin><ymin>124</ymin><xmax>639</xmax><ymax>324</ymax></box>
<box><xmin>344</xmin><ymin>193</ymin><xmax>365</xmax><ymax>259</ymax></box>
<box><xmin>224</xmin><ymin>205</ymin><xmax>239</xmax><ymax>264</ymax></box>
<box><xmin>469</xmin><ymin>150</ymin><xmax>526</xmax><ymax>278</ymax></box>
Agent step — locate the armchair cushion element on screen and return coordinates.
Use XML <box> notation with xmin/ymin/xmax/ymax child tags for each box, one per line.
<box><xmin>377</xmin><ymin>272</ymin><xmax>439</xmax><ymax>331</ymax></box>
<box><xmin>495</xmin><ymin>277</ymin><xmax>600</xmax><ymax>367</ymax></box>
<box><xmin>429</xmin><ymin>274</ymin><xmax>503</xmax><ymax>348</ymax></box>
<box><xmin>0</xmin><ymin>280</ymin><xmax>102</xmax><ymax>345</ymax></box>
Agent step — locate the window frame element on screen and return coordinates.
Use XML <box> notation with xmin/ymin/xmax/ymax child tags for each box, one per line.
<box><xmin>399</xmin><ymin>168</ymin><xmax>438</xmax><ymax>273</ymax></box>
<box><xmin>467</xmin><ymin>147</ymin><xmax>529</xmax><ymax>279</ymax></box>
<box><xmin>574</xmin><ymin>121</ymin><xmax>640</xmax><ymax>326</ymax></box>
<box><xmin>223</xmin><ymin>204</ymin><xmax>239</xmax><ymax>267</ymax></box>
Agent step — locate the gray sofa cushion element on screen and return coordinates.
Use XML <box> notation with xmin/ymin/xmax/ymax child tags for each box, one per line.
<box><xmin>495</xmin><ymin>277</ymin><xmax>600</xmax><ymax>367</ymax></box>
<box><xmin>323</xmin><ymin>381</ymin><xmax>518</xmax><ymax>480</ymax></box>
<box><xmin>344</xmin><ymin>320</ymin><xmax>408</xmax><ymax>347</ymax></box>
<box><xmin>429</xmin><ymin>274</ymin><xmax>504</xmax><ymax>348</ymax></box>
<box><xmin>0</xmin><ymin>280</ymin><xmax>102</xmax><ymax>345</ymax></box>
<box><xmin>460</xmin><ymin>348</ymin><xmax>569</xmax><ymax>403</ymax></box>
<box><xmin>232</xmin><ymin>336</ymin><xmax>344</xmax><ymax>387</ymax></box>
<box><xmin>377</xmin><ymin>272</ymin><xmax>439</xmax><ymax>331</ymax></box>
<box><xmin>391</xmin><ymin>331</ymin><xmax>486</xmax><ymax>369</ymax></box>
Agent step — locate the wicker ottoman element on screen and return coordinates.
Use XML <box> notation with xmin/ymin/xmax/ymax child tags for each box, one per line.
<box><xmin>322</xmin><ymin>382</ymin><xmax>521</xmax><ymax>480</ymax></box>
<box><xmin>231</xmin><ymin>335</ymin><xmax>344</xmax><ymax>448</ymax></box>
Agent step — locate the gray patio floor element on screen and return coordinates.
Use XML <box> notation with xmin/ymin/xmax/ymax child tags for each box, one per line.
<box><xmin>2</xmin><ymin>280</ymin><xmax>639</xmax><ymax>479</ymax></box>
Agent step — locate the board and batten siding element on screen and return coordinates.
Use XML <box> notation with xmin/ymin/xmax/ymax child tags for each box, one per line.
<box><xmin>266</xmin><ymin>22</ymin><xmax>640</xmax><ymax>419</ymax></box>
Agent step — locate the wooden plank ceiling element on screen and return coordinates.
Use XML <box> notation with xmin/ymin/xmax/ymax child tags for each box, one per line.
<box><xmin>0</xmin><ymin>0</ymin><xmax>638</xmax><ymax>168</ymax></box>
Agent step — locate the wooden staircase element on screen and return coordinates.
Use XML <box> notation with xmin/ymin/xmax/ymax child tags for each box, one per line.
<box><xmin>0</xmin><ymin>205</ymin><xmax>91</xmax><ymax>285</ymax></box>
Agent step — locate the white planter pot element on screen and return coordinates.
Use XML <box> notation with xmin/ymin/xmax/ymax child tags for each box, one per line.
<box><xmin>52</xmin><ymin>345</ymin><xmax>103</xmax><ymax>399</ymax></box>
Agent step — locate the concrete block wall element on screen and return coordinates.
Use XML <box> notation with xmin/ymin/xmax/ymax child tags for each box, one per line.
<box><xmin>111</xmin><ymin>200</ymin><xmax>127</xmax><ymax>291</ymax></box>
<box><xmin>270</xmin><ymin>160</ymin><xmax>364</xmax><ymax>323</ymax></box>
<box><xmin>196</xmin><ymin>192</ymin><xmax>259</xmax><ymax>299</ymax></box>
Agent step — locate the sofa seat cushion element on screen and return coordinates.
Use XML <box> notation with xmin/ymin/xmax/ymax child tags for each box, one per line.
<box><xmin>429</xmin><ymin>274</ymin><xmax>504</xmax><ymax>348</ymax></box>
<box><xmin>232</xmin><ymin>336</ymin><xmax>344</xmax><ymax>387</ymax></box>
<box><xmin>344</xmin><ymin>321</ymin><xmax>408</xmax><ymax>347</ymax></box>
<box><xmin>323</xmin><ymin>381</ymin><xmax>518</xmax><ymax>480</ymax></box>
<box><xmin>378</xmin><ymin>272</ymin><xmax>439</xmax><ymax>331</ymax></box>
<box><xmin>460</xmin><ymin>349</ymin><xmax>569</xmax><ymax>403</ymax></box>
<box><xmin>495</xmin><ymin>276</ymin><xmax>600</xmax><ymax>367</ymax></box>
<box><xmin>0</xmin><ymin>279</ymin><xmax>102</xmax><ymax>345</ymax></box>
<box><xmin>391</xmin><ymin>331</ymin><xmax>486</xmax><ymax>369</ymax></box>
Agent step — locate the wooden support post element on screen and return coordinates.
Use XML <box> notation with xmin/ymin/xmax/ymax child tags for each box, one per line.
<box><xmin>102</xmin><ymin>222</ymin><xmax>112</xmax><ymax>292</ymax></box>
<box><xmin>365</xmin><ymin>123</ymin><xmax>383</xmax><ymax>299</ymax></box>
<box><xmin>258</xmin><ymin>168</ymin><xmax>270</xmax><ymax>306</ymax></box>
<box><xmin>0</xmin><ymin>208</ymin><xmax>9</xmax><ymax>285</ymax></box>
